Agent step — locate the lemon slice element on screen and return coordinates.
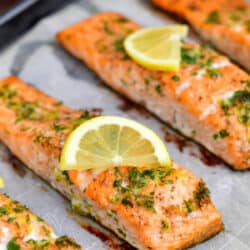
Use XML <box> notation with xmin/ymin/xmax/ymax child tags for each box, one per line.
<box><xmin>124</xmin><ymin>25</ymin><xmax>188</xmax><ymax>71</ymax></box>
<box><xmin>60</xmin><ymin>116</ymin><xmax>170</xmax><ymax>171</ymax></box>
<box><xmin>0</xmin><ymin>177</ymin><xmax>4</xmax><ymax>188</ymax></box>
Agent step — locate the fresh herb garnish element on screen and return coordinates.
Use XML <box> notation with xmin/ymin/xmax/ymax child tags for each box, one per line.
<box><xmin>161</xmin><ymin>219</ymin><xmax>170</xmax><ymax>231</ymax></box>
<box><xmin>206</xmin><ymin>67</ymin><xmax>222</xmax><ymax>79</ymax></box>
<box><xmin>103</xmin><ymin>20</ymin><xmax>115</xmax><ymax>35</ymax></box>
<box><xmin>0</xmin><ymin>84</ymin><xmax>17</xmax><ymax>100</ymax></box>
<box><xmin>13</xmin><ymin>204</ymin><xmax>27</xmax><ymax>213</ymax></box>
<box><xmin>0</xmin><ymin>84</ymin><xmax>59</xmax><ymax>122</ymax></box>
<box><xmin>155</xmin><ymin>84</ymin><xmax>162</xmax><ymax>94</ymax></box>
<box><xmin>7</xmin><ymin>237</ymin><xmax>20</xmax><ymax>250</ymax></box>
<box><xmin>194</xmin><ymin>181</ymin><xmax>210</xmax><ymax>207</ymax></box>
<box><xmin>52</xmin><ymin>123</ymin><xmax>66</xmax><ymax>132</ymax></box>
<box><xmin>213</xmin><ymin>129</ymin><xmax>230</xmax><ymax>140</ymax></box>
<box><xmin>113</xmin><ymin>17</ymin><xmax>129</xmax><ymax>23</ymax></box>
<box><xmin>206</xmin><ymin>11</ymin><xmax>220</xmax><ymax>24</ymax></box>
<box><xmin>72</xmin><ymin>111</ymin><xmax>91</xmax><ymax>130</ymax></box>
<box><xmin>220</xmin><ymin>89</ymin><xmax>250</xmax><ymax>131</ymax></box>
<box><xmin>184</xmin><ymin>199</ymin><xmax>196</xmax><ymax>213</ymax></box>
<box><xmin>171</xmin><ymin>75</ymin><xmax>180</xmax><ymax>81</ymax></box>
<box><xmin>55</xmin><ymin>236</ymin><xmax>80</xmax><ymax>248</ymax></box>
<box><xmin>181</xmin><ymin>47</ymin><xmax>199</xmax><ymax>65</ymax></box>
<box><xmin>0</xmin><ymin>207</ymin><xmax>7</xmax><ymax>215</ymax></box>
<box><xmin>230</xmin><ymin>13</ymin><xmax>241</xmax><ymax>22</ymax></box>
<box><xmin>245</xmin><ymin>20</ymin><xmax>250</xmax><ymax>31</ymax></box>
<box><xmin>55</xmin><ymin>170</ymin><xmax>73</xmax><ymax>185</ymax></box>
<box><xmin>114</xmin><ymin>38</ymin><xmax>125</xmax><ymax>52</ymax></box>
<box><xmin>111</xmin><ymin>167</ymin><xmax>173</xmax><ymax>211</ymax></box>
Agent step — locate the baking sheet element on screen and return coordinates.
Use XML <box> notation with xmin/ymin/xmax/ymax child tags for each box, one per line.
<box><xmin>0</xmin><ymin>0</ymin><xmax>250</xmax><ymax>249</ymax></box>
<box><xmin>0</xmin><ymin>0</ymin><xmax>40</xmax><ymax>25</ymax></box>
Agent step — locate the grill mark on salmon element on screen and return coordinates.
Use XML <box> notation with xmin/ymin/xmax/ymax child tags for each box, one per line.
<box><xmin>0</xmin><ymin>76</ymin><xmax>222</xmax><ymax>249</ymax></box>
<box><xmin>56</xmin><ymin>12</ymin><xmax>250</xmax><ymax>170</ymax></box>
<box><xmin>151</xmin><ymin>0</ymin><xmax>250</xmax><ymax>71</ymax></box>
<box><xmin>0</xmin><ymin>193</ymin><xmax>81</xmax><ymax>249</ymax></box>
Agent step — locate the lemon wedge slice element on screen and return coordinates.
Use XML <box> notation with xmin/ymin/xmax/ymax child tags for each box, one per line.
<box><xmin>60</xmin><ymin>116</ymin><xmax>171</xmax><ymax>171</ymax></box>
<box><xmin>124</xmin><ymin>25</ymin><xmax>188</xmax><ymax>71</ymax></box>
<box><xmin>0</xmin><ymin>177</ymin><xmax>4</xmax><ymax>188</ymax></box>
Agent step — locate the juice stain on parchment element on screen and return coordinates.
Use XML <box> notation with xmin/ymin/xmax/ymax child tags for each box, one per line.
<box><xmin>162</xmin><ymin>127</ymin><xmax>223</xmax><ymax>167</ymax></box>
<box><xmin>79</xmin><ymin>222</ymin><xmax>136</xmax><ymax>250</ymax></box>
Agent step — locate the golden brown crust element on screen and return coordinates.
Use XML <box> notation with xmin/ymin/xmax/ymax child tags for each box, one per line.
<box><xmin>0</xmin><ymin>76</ymin><xmax>223</xmax><ymax>249</ymax></box>
<box><xmin>151</xmin><ymin>0</ymin><xmax>250</xmax><ymax>71</ymax></box>
<box><xmin>57</xmin><ymin>12</ymin><xmax>250</xmax><ymax>169</ymax></box>
<box><xmin>0</xmin><ymin>193</ymin><xmax>81</xmax><ymax>250</ymax></box>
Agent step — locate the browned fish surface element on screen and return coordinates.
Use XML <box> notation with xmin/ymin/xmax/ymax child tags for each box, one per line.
<box><xmin>0</xmin><ymin>193</ymin><xmax>81</xmax><ymax>249</ymax></box>
<box><xmin>151</xmin><ymin>0</ymin><xmax>250</xmax><ymax>71</ymax></box>
<box><xmin>0</xmin><ymin>76</ymin><xmax>223</xmax><ymax>249</ymax></box>
<box><xmin>56</xmin><ymin>12</ymin><xmax>250</xmax><ymax>170</ymax></box>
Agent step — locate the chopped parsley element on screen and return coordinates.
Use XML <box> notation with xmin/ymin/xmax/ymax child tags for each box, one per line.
<box><xmin>0</xmin><ymin>84</ymin><xmax>17</xmax><ymax>100</ymax></box>
<box><xmin>181</xmin><ymin>46</ymin><xmax>222</xmax><ymax>79</ymax></box>
<box><xmin>161</xmin><ymin>181</ymin><xmax>210</xmax><ymax>215</ymax></box>
<box><xmin>171</xmin><ymin>75</ymin><xmax>180</xmax><ymax>81</ymax></box>
<box><xmin>72</xmin><ymin>111</ymin><xmax>92</xmax><ymax>130</ymax></box>
<box><xmin>245</xmin><ymin>19</ymin><xmax>250</xmax><ymax>32</ymax></box>
<box><xmin>0</xmin><ymin>207</ymin><xmax>7</xmax><ymax>215</ymax></box>
<box><xmin>13</xmin><ymin>204</ymin><xmax>27</xmax><ymax>213</ymax></box>
<box><xmin>54</xmin><ymin>170</ymin><xmax>72</xmax><ymax>185</ymax></box>
<box><xmin>144</xmin><ymin>78</ymin><xmax>150</xmax><ymax>85</ymax></box>
<box><xmin>230</xmin><ymin>13</ymin><xmax>241</xmax><ymax>22</ymax></box>
<box><xmin>117</xmin><ymin>228</ymin><xmax>127</xmax><ymax>238</ymax></box>
<box><xmin>111</xmin><ymin>167</ymin><xmax>173</xmax><ymax>211</ymax></box>
<box><xmin>113</xmin><ymin>17</ymin><xmax>129</xmax><ymax>23</ymax></box>
<box><xmin>194</xmin><ymin>181</ymin><xmax>210</xmax><ymax>207</ymax></box>
<box><xmin>51</xmin><ymin>123</ymin><xmax>66</xmax><ymax>132</ymax></box>
<box><xmin>26</xmin><ymin>236</ymin><xmax>81</xmax><ymax>249</ymax></box>
<box><xmin>7</xmin><ymin>237</ymin><xmax>20</xmax><ymax>250</ymax></box>
<box><xmin>161</xmin><ymin>219</ymin><xmax>170</xmax><ymax>231</ymax></box>
<box><xmin>181</xmin><ymin>47</ymin><xmax>200</xmax><ymax>65</ymax></box>
<box><xmin>0</xmin><ymin>84</ymin><xmax>59</xmax><ymax>122</ymax></box>
<box><xmin>200</xmin><ymin>58</ymin><xmax>222</xmax><ymax>79</ymax></box>
<box><xmin>220</xmin><ymin>100</ymin><xmax>230</xmax><ymax>115</ymax></box>
<box><xmin>8</xmin><ymin>102</ymin><xmax>39</xmax><ymax>122</ymax></box>
<box><xmin>230</xmin><ymin>90</ymin><xmax>250</xmax><ymax>125</ymax></box>
<box><xmin>220</xmin><ymin>89</ymin><xmax>250</xmax><ymax>137</ymax></box>
<box><xmin>241</xmin><ymin>79</ymin><xmax>250</xmax><ymax>88</ymax></box>
<box><xmin>184</xmin><ymin>199</ymin><xmax>196</xmax><ymax>213</ymax></box>
<box><xmin>206</xmin><ymin>11</ymin><xmax>221</xmax><ymax>24</ymax></box>
<box><xmin>206</xmin><ymin>67</ymin><xmax>222</xmax><ymax>79</ymax></box>
<box><xmin>55</xmin><ymin>101</ymin><xmax>63</xmax><ymax>106</ymax></box>
<box><xmin>55</xmin><ymin>236</ymin><xmax>81</xmax><ymax>248</ymax></box>
<box><xmin>213</xmin><ymin>129</ymin><xmax>230</xmax><ymax>140</ymax></box>
<box><xmin>155</xmin><ymin>84</ymin><xmax>162</xmax><ymax>94</ymax></box>
<box><xmin>103</xmin><ymin>20</ymin><xmax>115</xmax><ymax>35</ymax></box>
<box><xmin>7</xmin><ymin>217</ymin><xmax>16</xmax><ymax>222</ymax></box>
<box><xmin>191</xmin><ymin>129</ymin><xmax>196</xmax><ymax>137</ymax></box>
<box><xmin>34</xmin><ymin>133</ymin><xmax>52</xmax><ymax>147</ymax></box>
<box><xmin>113</xmin><ymin>37</ymin><xmax>125</xmax><ymax>52</ymax></box>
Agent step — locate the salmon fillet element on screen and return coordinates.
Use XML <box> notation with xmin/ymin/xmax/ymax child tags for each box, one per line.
<box><xmin>56</xmin><ymin>12</ymin><xmax>250</xmax><ymax>170</ymax></box>
<box><xmin>151</xmin><ymin>0</ymin><xmax>250</xmax><ymax>71</ymax></box>
<box><xmin>0</xmin><ymin>76</ymin><xmax>223</xmax><ymax>249</ymax></box>
<box><xmin>0</xmin><ymin>193</ymin><xmax>81</xmax><ymax>249</ymax></box>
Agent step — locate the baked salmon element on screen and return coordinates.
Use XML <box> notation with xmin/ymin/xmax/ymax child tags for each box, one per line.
<box><xmin>56</xmin><ymin>12</ymin><xmax>250</xmax><ymax>170</ymax></box>
<box><xmin>151</xmin><ymin>0</ymin><xmax>250</xmax><ymax>71</ymax></box>
<box><xmin>0</xmin><ymin>76</ymin><xmax>223</xmax><ymax>249</ymax></box>
<box><xmin>0</xmin><ymin>193</ymin><xmax>81</xmax><ymax>249</ymax></box>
